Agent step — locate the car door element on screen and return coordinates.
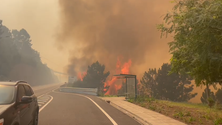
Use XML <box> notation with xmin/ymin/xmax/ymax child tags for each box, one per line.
<box><xmin>23</xmin><ymin>85</ymin><xmax>35</xmax><ymax>124</ymax></box>
<box><xmin>17</xmin><ymin>85</ymin><xmax>30</xmax><ymax>125</ymax></box>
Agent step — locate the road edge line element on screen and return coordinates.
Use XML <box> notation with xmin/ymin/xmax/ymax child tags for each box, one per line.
<box><xmin>37</xmin><ymin>87</ymin><xmax>60</xmax><ymax>98</ymax></box>
<box><xmin>39</xmin><ymin>95</ymin><xmax>53</xmax><ymax>112</ymax></box>
<box><xmin>77</xmin><ymin>94</ymin><xmax>118</xmax><ymax>125</ymax></box>
<box><xmin>52</xmin><ymin>90</ymin><xmax>118</xmax><ymax>125</ymax></box>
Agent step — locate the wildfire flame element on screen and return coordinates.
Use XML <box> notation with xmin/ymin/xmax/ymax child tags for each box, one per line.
<box><xmin>77</xmin><ymin>72</ymin><xmax>87</xmax><ymax>81</ymax></box>
<box><xmin>104</xmin><ymin>58</ymin><xmax>132</xmax><ymax>95</ymax></box>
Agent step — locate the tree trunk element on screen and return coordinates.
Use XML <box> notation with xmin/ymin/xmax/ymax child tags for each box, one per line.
<box><xmin>206</xmin><ymin>83</ymin><xmax>210</xmax><ymax>101</ymax></box>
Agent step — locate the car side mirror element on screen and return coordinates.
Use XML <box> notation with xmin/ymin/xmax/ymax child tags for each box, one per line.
<box><xmin>20</xmin><ymin>96</ymin><xmax>33</xmax><ymax>104</ymax></box>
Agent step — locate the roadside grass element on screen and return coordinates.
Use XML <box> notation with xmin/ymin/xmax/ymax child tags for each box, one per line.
<box><xmin>99</xmin><ymin>95</ymin><xmax>119</xmax><ymax>97</ymax></box>
<box><xmin>128</xmin><ymin>97</ymin><xmax>222</xmax><ymax>125</ymax></box>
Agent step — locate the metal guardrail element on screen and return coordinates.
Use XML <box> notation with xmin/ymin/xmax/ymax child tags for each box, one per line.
<box><xmin>59</xmin><ymin>87</ymin><xmax>98</xmax><ymax>96</ymax></box>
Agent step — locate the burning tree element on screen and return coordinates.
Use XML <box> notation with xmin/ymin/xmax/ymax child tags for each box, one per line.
<box><xmin>72</xmin><ymin>57</ymin><xmax>133</xmax><ymax>96</ymax></box>
<box><xmin>73</xmin><ymin>61</ymin><xmax>110</xmax><ymax>95</ymax></box>
<box><xmin>77</xmin><ymin>72</ymin><xmax>87</xmax><ymax>81</ymax></box>
<box><xmin>104</xmin><ymin>58</ymin><xmax>132</xmax><ymax>95</ymax></box>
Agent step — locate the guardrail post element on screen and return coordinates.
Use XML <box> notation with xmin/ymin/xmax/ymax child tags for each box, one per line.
<box><xmin>135</xmin><ymin>75</ymin><xmax>137</xmax><ymax>100</ymax></box>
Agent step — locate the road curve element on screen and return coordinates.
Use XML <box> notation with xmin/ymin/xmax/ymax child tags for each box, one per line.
<box><xmin>39</xmin><ymin>91</ymin><xmax>140</xmax><ymax>125</ymax></box>
<box><xmin>32</xmin><ymin>84</ymin><xmax>62</xmax><ymax>97</ymax></box>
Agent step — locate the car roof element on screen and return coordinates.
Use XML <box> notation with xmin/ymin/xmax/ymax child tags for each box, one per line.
<box><xmin>0</xmin><ymin>81</ymin><xmax>28</xmax><ymax>86</ymax></box>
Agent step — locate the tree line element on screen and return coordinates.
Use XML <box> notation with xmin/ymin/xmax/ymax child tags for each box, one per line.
<box><xmin>71</xmin><ymin>60</ymin><xmax>222</xmax><ymax>104</ymax></box>
<box><xmin>139</xmin><ymin>63</ymin><xmax>197</xmax><ymax>102</ymax></box>
<box><xmin>139</xmin><ymin>63</ymin><xmax>222</xmax><ymax>104</ymax></box>
<box><xmin>157</xmin><ymin>0</ymin><xmax>222</xmax><ymax>105</ymax></box>
<box><xmin>0</xmin><ymin>20</ymin><xmax>58</xmax><ymax>86</ymax></box>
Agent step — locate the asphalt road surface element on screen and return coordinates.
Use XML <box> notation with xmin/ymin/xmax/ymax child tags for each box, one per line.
<box><xmin>37</xmin><ymin>90</ymin><xmax>140</xmax><ymax>125</ymax></box>
<box><xmin>32</xmin><ymin>84</ymin><xmax>61</xmax><ymax>96</ymax></box>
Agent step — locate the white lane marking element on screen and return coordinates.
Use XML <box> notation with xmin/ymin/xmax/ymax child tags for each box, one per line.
<box><xmin>37</xmin><ymin>94</ymin><xmax>46</xmax><ymax>98</ymax></box>
<box><xmin>77</xmin><ymin>94</ymin><xmax>118</xmax><ymax>125</ymax></box>
<box><xmin>39</xmin><ymin>95</ymin><xmax>53</xmax><ymax>112</ymax></box>
<box><xmin>37</xmin><ymin>87</ymin><xmax>60</xmax><ymax>98</ymax></box>
<box><xmin>38</xmin><ymin>101</ymin><xmax>49</xmax><ymax>105</ymax></box>
<box><xmin>38</xmin><ymin>102</ymin><xmax>45</xmax><ymax>104</ymax></box>
<box><xmin>52</xmin><ymin>90</ymin><xmax>118</xmax><ymax>125</ymax></box>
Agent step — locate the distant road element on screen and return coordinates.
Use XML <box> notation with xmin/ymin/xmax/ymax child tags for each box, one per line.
<box><xmin>38</xmin><ymin>90</ymin><xmax>140</xmax><ymax>125</ymax></box>
<box><xmin>32</xmin><ymin>83</ymin><xmax>62</xmax><ymax>97</ymax></box>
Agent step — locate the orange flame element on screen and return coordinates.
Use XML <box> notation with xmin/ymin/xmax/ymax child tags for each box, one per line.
<box><xmin>77</xmin><ymin>72</ymin><xmax>87</xmax><ymax>81</ymax></box>
<box><xmin>121</xmin><ymin>60</ymin><xmax>131</xmax><ymax>74</ymax></box>
<box><xmin>104</xmin><ymin>57</ymin><xmax>132</xmax><ymax>95</ymax></box>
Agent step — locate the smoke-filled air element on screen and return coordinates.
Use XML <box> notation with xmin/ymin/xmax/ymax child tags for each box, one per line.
<box><xmin>57</xmin><ymin>0</ymin><xmax>173</xmax><ymax>77</ymax></box>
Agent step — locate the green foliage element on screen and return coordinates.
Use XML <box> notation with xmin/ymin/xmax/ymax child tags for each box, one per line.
<box><xmin>215</xmin><ymin>88</ymin><xmax>222</xmax><ymax>103</ymax></box>
<box><xmin>140</xmin><ymin>63</ymin><xmax>197</xmax><ymax>102</ymax></box>
<box><xmin>215</xmin><ymin>101</ymin><xmax>222</xmax><ymax>110</ymax></box>
<box><xmin>140</xmin><ymin>68</ymin><xmax>157</xmax><ymax>97</ymax></box>
<box><xmin>128</xmin><ymin>98</ymin><xmax>134</xmax><ymax>103</ymax></box>
<box><xmin>173</xmin><ymin>111</ymin><xmax>184</xmax><ymax>118</ymax></box>
<box><xmin>130</xmin><ymin>94</ymin><xmax>222</xmax><ymax>125</ymax></box>
<box><xmin>201</xmin><ymin>87</ymin><xmax>222</xmax><ymax>108</ymax></box>
<box><xmin>0</xmin><ymin>20</ymin><xmax>58</xmax><ymax>85</ymax></box>
<box><xmin>188</xmin><ymin>117</ymin><xmax>196</xmax><ymax>123</ymax></box>
<box><xmin>134</xmin><ymin>96</ymin><xmax>155</xmax><ymax>103</ymax></box>
<box><xmin>201</xmin><ymin>88</ymin><xmax>216</xmax><ymax>104</ymax></box>
<box><xmin>101</xmin><ymin>95</ymin><xmax>118</xmax><ymax>97</ymax></box>
<box><xmin>149</xmin><ymin>105</ymin><xmax>156</xmax><ymax>111</ymax></box>
<box><xmin>208</xmin><ymin>97</ymin><xmax>215</xmax><ymax>108</ymax></box>
<box><xmin>158</xmin><ymin>0</ymin><xmax>222</xmax><ymax>88</ymax></box>
<box><xmin>185</xmin><ymin>112</ymin><xmax>191</xmax><ymax>116</ymax></box>
<box><xmin>214</xmin><ymin>118</ymin><xmax>222</xmax><ymax>125</ymax></box>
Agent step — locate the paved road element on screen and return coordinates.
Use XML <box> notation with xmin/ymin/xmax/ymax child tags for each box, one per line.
<box><xmin>32</xmin><ymin>84</ymin><xmax>62</xmax><ymax>96</ymax></box>
<box><xmin>38</xmin><ymin>91</ymin><xmax>140</xmax><ymax>125</ymax></box>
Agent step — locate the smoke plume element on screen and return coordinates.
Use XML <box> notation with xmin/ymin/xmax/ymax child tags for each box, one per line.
<box><xmin>57</xmin><ymin>0</ymin><xmax>173</xmax><ymax>76</ymax></box>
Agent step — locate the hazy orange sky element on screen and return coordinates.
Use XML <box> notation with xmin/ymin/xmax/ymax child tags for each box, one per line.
<box><xmin>0</xmin><ymin>0</ymin><xmax>68</xmax><ymax>73</ymax></box>
<box><xmin>0</xmin><ymin>0</ymin><xmax>173</xmax><ymax>77</ymax></box>
<box><xmin>0</xmin><ymin>0</ymin><xmax>174</xmax><ymax>74</ymax></box>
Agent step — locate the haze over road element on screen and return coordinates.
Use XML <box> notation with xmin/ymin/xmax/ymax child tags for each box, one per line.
<box><xmin>32</xmin><ymin>84</ymin><xmax>62</xmax><ymax>97</ymax></box>
<box><xmin>35</xmin><ymin>85</ymin><xmax>140</xmax><ymax>125</ymax></box>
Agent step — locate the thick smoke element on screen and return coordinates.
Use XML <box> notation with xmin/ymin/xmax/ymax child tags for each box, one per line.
<box><xmin>57</xmin><ymin>0</ymin><xmax>173</xmax><ymax>76</ymax></box>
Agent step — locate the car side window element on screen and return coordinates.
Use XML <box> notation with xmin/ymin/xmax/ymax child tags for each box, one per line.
<box><xmin>24</xmin><ymin>85</ymin><xmax>33</xmax><ymax>96</ymax></box>
<box><xmin>28</xmin><ymin>86</ymin><xmax>34</xmax><ymax>95</ymax></box>
<box><xmin>17</xmin><ymin>85</ymin><xmax>26</xmax><ymax>102</ymax></box>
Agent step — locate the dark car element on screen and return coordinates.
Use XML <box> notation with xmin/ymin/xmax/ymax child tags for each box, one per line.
<box><xmin>0</xmin><ymin>81</ymin><xmax>39</xmax><ymax>125</ymax></box>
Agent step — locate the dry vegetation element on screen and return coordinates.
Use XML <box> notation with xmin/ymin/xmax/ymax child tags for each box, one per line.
<box><xmin>129</xmin><ymin>97</ymin><xmax>222</xmax><ymax>125</ymax></box>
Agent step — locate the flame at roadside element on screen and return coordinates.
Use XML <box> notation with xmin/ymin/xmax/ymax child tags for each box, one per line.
<box><xmin>104</xmin><ymin>58</ymin><xmax>132</xmax><ymax>95</ymax></box>
<box><xmin>77</xmin><ymin>72</ymin><xmax>87</xmax><ymax>81</ymax></box>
